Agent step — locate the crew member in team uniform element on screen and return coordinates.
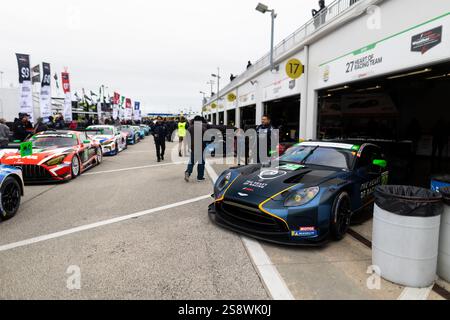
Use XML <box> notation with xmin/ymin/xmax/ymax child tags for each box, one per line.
<box><xmin>255</xmin><ymin>115</ymin><xmax>275</xmax><ymax>164</ymax></box>
<box><xmin>152</xmin><ymin>116</ymin><xmax>167</xmax><ymax>162</ymax></box>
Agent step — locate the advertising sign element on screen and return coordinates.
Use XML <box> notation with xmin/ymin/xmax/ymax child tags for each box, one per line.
<box><xmin>318</xmin><ymin>13</ymin><xmax>450</xmax><ymax>89</ymax></box>
<box><xmin>40</xmin><ymin>62</ymin><xmax>52</xmax><ymax>119</ymax></box>
<box><xmin>15</xmin><ymin>53</ymin><xmax>34</xmax><ymax>122</ymax></box>
<box><xmin>61</xmin><ymin>72</ymin><xmax>73</xmax><ymax>121</ymax></box>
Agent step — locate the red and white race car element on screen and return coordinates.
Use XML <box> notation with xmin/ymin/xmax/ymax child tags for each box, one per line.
<box><xmin>0</xmin><ymin>131</ymin><xmax>103</xmax><ymax>183</ymax></box>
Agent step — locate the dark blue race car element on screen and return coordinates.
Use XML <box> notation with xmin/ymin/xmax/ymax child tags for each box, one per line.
<box><xmin>209</xmin><ymin>142</ymin><xmax>389</xmax><ymax>246</ymax></box>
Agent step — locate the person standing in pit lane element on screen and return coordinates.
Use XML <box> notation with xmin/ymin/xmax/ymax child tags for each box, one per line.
<box><xmin>177</xmin><ymin>117</ymin><xmax>188</xmax><ymax>157</ymax></box>
<box><xmin>152</xmin><ymin>116</ymin><xmax>168</xmax><ymax>162</ymax></box>
<box><xmin>0</xmin><ymin>118</ymin><xmax>11</xmax><ymax>147</ymax></box>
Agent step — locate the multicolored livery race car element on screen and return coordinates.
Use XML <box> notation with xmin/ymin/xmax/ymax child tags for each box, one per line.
<box><xmin>120</xmin><ymin>126</ymin><xmax>140</xmax><ymax>145</ymax></box>
<box><xmin>0</xmin><ymin>165</ymin><xmax>24</xmax><ymax>221</ymax></box>
<box><xmin>86</xmin><ymin>125</ymin><xmax>127</xmax><ymax>156</ymax></box>
<box><xmin>0</xmin><ymin>131</ymin><xmax>103</xmax><ymax>183</ymax></box>
<box><xmin>132</xmin><ymin>126</ymin><xmax>146</xmax><ymax>140</ymax></box>
<box><xmin>209</xmin><ymin>141</ymin><xmax>389</xmax><ymax>246</ymax></box>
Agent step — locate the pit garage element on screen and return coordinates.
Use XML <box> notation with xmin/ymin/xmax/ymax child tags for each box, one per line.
<box><xmin>212</xmin><ymin>113</ymin><xmax>217</xmax><ymax>125</ymax></box>
<box><xmin>317</xmin><ymin>61</ymin><xmax>450</xmax><ymax>187</ymax></box>
<box><xmin>227</xmin><ymin>109</ymin><xmax>236</xmax><ymax>127</ymax></box>
<box><xmin>263</xmin><ymin>94</ymin><xmax>301</xmax><ymax>143</ymax></box>
<box><xmin>218</xmin><ymin>111</ymin><xmax>224</xmax><ymax>125</ymax></box>
<box><xmin>240</xmin><ymin>105</ymin><xmax>256</xmax><ymax>130</ymax></box>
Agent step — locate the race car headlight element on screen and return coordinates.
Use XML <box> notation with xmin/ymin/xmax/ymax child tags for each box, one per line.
<box><xmin>45</xmin><ymin>155</ymin><xmax>66</xmax><ymax>166</ymax></box>
<box><xmin>284</xmin><ymin>187</ymin><xmax>320</xmax><ymax>207</ymax></box>
<box><xmin>101</xmin><ymin>139</ymin><xmax>114</xmax><ymax>146</ymax></box>
<box><xmin>216</xmin><ymin>172</ymin><xmax>232</xmax><ymax>192</ymax></box>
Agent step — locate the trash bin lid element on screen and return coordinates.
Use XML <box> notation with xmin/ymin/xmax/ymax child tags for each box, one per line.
<box><xmin>432</xmin><ymin>175</ymin><xmax>450</xmax><ymax>183</ymax></box>
<box><xmin>440</xmin><ymin>186</ymin><xmax>450</xmax><ymax>205</ymax></box>
<box><xmin>375</xmin><ymin>185</ymin><xmax>443</xmax><ymax>217</ymax></box>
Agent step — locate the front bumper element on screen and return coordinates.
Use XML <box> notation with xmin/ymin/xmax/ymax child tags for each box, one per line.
<box><xmin>209</xmin><ymin>202</ymin><xmax>329</xmax><ymax>246</ymax></box>
<box><xmin>12</xmin><ymin>164</ymin><xmax>71</xmax><ymax>184</ymax></box>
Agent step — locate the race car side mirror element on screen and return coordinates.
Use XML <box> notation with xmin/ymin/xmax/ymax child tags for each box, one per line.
<box><xmin>372</xmin><ymin>159</ymin><xmax>387</xmax><ymax>169</ymax></box>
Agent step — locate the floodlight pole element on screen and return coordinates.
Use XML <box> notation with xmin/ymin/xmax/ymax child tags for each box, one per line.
<box><xmin>270</xmin><ymin>10</ymin><xmax>276</xmax><ymax>71</ymax></box>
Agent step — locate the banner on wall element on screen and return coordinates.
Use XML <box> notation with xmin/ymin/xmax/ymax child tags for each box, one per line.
<box><xmin>40</xmin><ymin>62</ymin><xmax>52</xmax><ymax>120</ymax></box>
<box><xmin>15</xmin><ymin>53</ymin><xmax>34</xmax><ymax>122</ymax></box>
<box><xmin>125</xmin><ymin>98</ymin><xmax>132</xmax><ymax>120</ymax></box>
<box><xmin>133</xmin><ymin>101</ymin><xmax>141</xmax><ymax>121</ymax></box>
<box><xmin>61</xmin><ymin>72</ymin><xmax>73</xmax><ymax>122</ymax></box>
<box><xmin>318</xmin><ymin>14</ymin><xmax>450</xmax><ymax>89</ymax></box>
<box><xmin>112</xmin><ymin>92</ymin><xmax>120</xmax><ymax>120</ymax></box>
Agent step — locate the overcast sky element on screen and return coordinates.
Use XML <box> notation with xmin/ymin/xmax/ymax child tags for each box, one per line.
<box><xmin>0</xmin><ymin>0</ymin><xmax>319</xmax><ymax>114</ymax></box>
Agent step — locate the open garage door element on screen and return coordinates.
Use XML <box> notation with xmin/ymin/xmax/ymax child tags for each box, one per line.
<box><xmin>227</xmin><ymin>109</ymin><xmax>236</xmax><ymax>127</ymax></box>
<box><xmin>240</xmin><ymin>105</ymin><xmax>256</xmax><ymax>130</ymax></box>
<box><xmin>218</xmin><ymin>111</ymin><xmax>224</xmax><ymax>125</ymax></box>
<box><xmin>264</xmin><ymin>95</ymin><xmax>300</xmax><ymax>143</ymax></box>
<box><xmin>318</xmin><ymin>61</ymin><xmax>450</xmax><ymax>187</ymax></box>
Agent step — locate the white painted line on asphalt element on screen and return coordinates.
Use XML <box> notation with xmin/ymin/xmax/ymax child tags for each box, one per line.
<box><xmin>242</xmin><ymin>237</ymin><xmax>295</xmax><ymax>300</ymax></box>
<box><xmin>205</xmin><ymin>161</ymin><xmax>295</xmax><ymax>301</ymax></box>
<box><xmin>84</xmin><ymin>162</ymin><xmax>185</xmax><ymax>176</ymax></box>
<box><xmin>0</xmin><ymin>194</ymin><xmax>211</xmax><ymax>253</ymax></box>
<box><xmin>398</xmin><ymin>286</ymin><xmax>434</xmax><ymax>300</ymax></box>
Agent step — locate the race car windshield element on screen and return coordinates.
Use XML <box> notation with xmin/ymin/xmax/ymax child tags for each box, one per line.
<box><xmin>31</xmin><ymin>135</ymin><xmax>78</xmax><ymax>148</ymax></box>
<box><xmin>280</xmin><ymin>146</ymin><xmax>355</xmax><ymax>170</ymax></box>
<box><xmin>89</xmin><ymin>128</ymin><xmax>113</xmax><ymax>135</ymax></box>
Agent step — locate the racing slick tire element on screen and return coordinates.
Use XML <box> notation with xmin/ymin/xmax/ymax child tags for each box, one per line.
<box><xmin>71</xmin><ymin>155</ymin><xmax>81</xmax><ymax>179</ymax></box>
<box><xmin>96</xmin><ymin>148</ymin><xmax>103</xmax><ymax>164</ymax></box>
<box><xmin>0</xmin><ymin>177</ymin><xmax>22</xmax><ymax>220</ymax></box>
<box><xmin>330</xmin><ymin>192</ymin><xmax>352</xmax><ymax>241</ymax></box>
<box><xmin>114</xmin><ymin>144</ymin><xmax>119</xmax><ymax>155</ymax></box>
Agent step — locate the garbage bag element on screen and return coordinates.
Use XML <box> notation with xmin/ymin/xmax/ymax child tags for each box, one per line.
<box><xmin>375</xmin><ymin>185</ymin><xmax>443</xmax><ymax>217</ymax></box>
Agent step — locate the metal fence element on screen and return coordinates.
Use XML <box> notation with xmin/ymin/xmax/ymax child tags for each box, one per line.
<box><xmin>207</xmin><ymin>0</ymin><xmax>361</xmax><ymax>104</ymax></box>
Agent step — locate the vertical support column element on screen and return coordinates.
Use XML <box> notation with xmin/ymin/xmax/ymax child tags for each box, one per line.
<box><xmin>236</xmin><ymin>106</ymin><xmax>241</xmax><ymax>129</ymax></box>
<box><xmin>299</xmin><ymin>45</ymin><xmax>309</xmax><ymax>140</ymax></box>
<box><xmin>255</xmin><ymin>100</ymin><xmax>263</xmax><ymax>126</ymax></box>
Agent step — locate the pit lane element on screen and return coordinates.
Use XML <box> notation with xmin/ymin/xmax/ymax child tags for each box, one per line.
<box><xmin>0</xmin><ymin>139</ymin><xmax>447</xmax><ymax>300</ymax></box>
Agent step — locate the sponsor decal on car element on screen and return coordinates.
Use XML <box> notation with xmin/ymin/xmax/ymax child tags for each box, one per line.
<box><xmin>258</xmin><ymin>170</ymin><xmax>287</xmax><ymax>180</ymax></box>
<box><xmin>278</xmin><ymin>164</ymin><xmax>305</xmax><ymax>171</ymax></box>
<box><xmin>243</xmin><ymin>180</ymin><xmax>268</xmax><ymax>189</ymax></box>
<box><xmin>291</xmin><ymin>227</ymin><xmax>318</xmax><ymax>238</ymax></box>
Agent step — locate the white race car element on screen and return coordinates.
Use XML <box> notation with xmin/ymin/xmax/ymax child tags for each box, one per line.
<box><xmin>86</xmin><ymin>125</ymin><xmax>127</xmax><ymax>156</ymax></box>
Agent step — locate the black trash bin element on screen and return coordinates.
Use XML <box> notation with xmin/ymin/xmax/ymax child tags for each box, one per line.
<box><xmin>373</xmin><ymin>186</ymin><xmax>443</xmax><ymax>287</ymax></box>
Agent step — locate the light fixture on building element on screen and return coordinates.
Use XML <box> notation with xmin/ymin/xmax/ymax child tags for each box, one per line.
<box><xmin>327</xmin><ymin>85</ymin><xmax>349</xmax><ymax>92</ymax></box>
<box><xmin>387</xmin><ymin>68</ymin><xmax>432</xmax><ymax>80</ymax></box>
<box><xmin>426</xmin><ymin>73</ymin><xmax>450</xmax><ymax>80</ymax></box>
<box><xmin>356</xmin><ymin>85</ymin><xmax>382</xmax><ymax>92</ymax></box>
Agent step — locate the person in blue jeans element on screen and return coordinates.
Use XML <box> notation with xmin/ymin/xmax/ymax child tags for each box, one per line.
<box><xmin>185</xmin><ymin>116</ymin><xmax>208</xmax><ymax>182</ymax></box>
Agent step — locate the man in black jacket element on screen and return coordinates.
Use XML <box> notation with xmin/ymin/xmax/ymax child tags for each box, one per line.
<box><xmin>152</xmin><ymin>117</ymin><xmax>167</xmax><ymax>162</ymax></box>
<box><xmin>13</xmin><ymin>113</ymin><xmax>32</xmax><ymax>142</ymax></box>
<box><xmin>255</xmin><ymin>115</ymin><xmax>276</xmax><ymax>164</ymax></box>
<box><xmin>185</xmin><ymin>116</ymin><xmax>208</xmax><ymax>182</ymax></box>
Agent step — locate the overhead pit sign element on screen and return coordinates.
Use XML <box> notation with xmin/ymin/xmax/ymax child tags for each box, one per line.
<box><xmin>318</xmin><ymin>13</ymin><xmax>449</xmax><ymax>89</ymax></box>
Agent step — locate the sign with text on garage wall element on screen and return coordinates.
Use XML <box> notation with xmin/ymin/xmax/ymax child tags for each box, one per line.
<box><xmin>318</xmin><ymin>12</ymin><xmax>450</xmax><ymax>89</ymax></box>
<box><xmin>263</xmin><ymin>77</ymin><xmax>299</xmax><ymax>102</ymax></box>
